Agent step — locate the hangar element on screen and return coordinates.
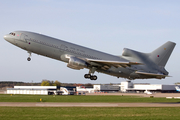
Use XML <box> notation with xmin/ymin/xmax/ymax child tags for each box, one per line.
<box><xmin>120</xmin><ymin>81</ymin><xmax>179</xmax><ymax>93</ymax></box>
<box><xmin>7</xmin><ymin>86</ymin><xmax>57</xmax><ymax>95</ymax></box>
<box><xmin>6</xmin><ymin>86</ymin><xmax>76</xmax><ymax>95</ymax></box>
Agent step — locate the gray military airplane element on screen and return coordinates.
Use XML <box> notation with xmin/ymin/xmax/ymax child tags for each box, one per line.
<box><xmin>4</xmin><ymin>31</ymin><xmax>176</xmax><ymax>80</ymax></box>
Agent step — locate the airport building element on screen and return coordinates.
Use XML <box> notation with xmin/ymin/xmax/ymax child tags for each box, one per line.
<box><xmin>120</xmin><ymin>81</ymin><xmax>179</xmax><ymax>93</ymax></box>
<box><xmin>77</xmin><ymin>82</ymin><xmax>179</xmax><ymax>93</ymax></box>
<box><xmin>7</xmin><ymin>86</ymin><xmax>76</xmax><ymax>95</ymax></box>
<box><xmin>6</xmin><ymin>85</ymin><xmax>120</xmax><ymax>95</ymax></box>
<box><xmin>7</xmin><ymin>86</ymin><xmax>57</xmax><ymax>95</ymax></box>
<box><xmin>76</xmin><ymin>85</ymin><xmax>120</xmax><ymax>94</ymax></box>
<box><xmin>6</xmin><ymin>82</ymin><xmax>179</xmax><ymax>95</ymax></box>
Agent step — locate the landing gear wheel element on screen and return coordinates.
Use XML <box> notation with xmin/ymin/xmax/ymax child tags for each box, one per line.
<box><xmin>84</xmin><ymin>74</ymin><xmax>91</xmax><ymax>79</ymax></box>
<box><xmin>93</xmin><ymin>75</ymin><xmax>97</xmax><ymax>80</ymax></box>
<box><xmin>27</xmin><ymin>57</ymin><xmax>31</xmax><ymax>61</ymax></box>
<box><xmin>90</xmin><ymin>75</ymin><xmax>97</xmax><ymax>80</ymax></box>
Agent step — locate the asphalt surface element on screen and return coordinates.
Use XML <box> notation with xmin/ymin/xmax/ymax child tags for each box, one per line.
<box><xmin>87</xmin><ymin>93</ymin><xmax>180</xmax><ymax>98</ymax></box>
<box><xmin>0</xmin><ymin>102</ymin><xmax>180</xmax><ymax>107</ymax></box>
<box><xmin>1</xmin><ymin>92</ymin><xmax>180</xmax><ymax>107</ymax></box>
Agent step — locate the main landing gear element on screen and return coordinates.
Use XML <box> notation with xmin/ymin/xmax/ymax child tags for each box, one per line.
<box><xmin>27</xmin><ymin>51</ymin><xmax>31</xmax><ymax>61</ymax></box>
<box><xmin>84</xmin><ymin>67</ymin><xmax>98</xmax><ymax>80</ymax></box>
<box><xmin>84</xmin><ymin>74</ymin><xmax>97</xmax><ymax>80</ymax></box>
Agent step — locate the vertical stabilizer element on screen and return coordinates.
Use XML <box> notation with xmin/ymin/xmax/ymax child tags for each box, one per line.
<box><xmin>149</xmin><ymin>41</ymin><xmax>176</xmax><ymax>67</ymax></box>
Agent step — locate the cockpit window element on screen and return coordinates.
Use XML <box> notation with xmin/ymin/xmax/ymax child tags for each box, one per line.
<box><xmin>9</xmin><ymin>32</ymin><xmax>16</xmax><ymax>36</ymax></box>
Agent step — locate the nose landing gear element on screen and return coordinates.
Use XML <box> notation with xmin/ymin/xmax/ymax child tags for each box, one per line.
<box><xmin>27</xmin><ymin>51</ymin><xmax>31</xmax><ymax>61</ymax></box>
<box><xmin>27</xmin><ymin>57</ymin><xmax>31</xmax><ymax>61</ymax></box>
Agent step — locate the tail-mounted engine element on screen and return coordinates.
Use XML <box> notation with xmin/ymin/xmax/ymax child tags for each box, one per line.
<box><xmin>122</xmin><ymin>48</ymin><xmax>140</xmax><ymax>57</ymax></box>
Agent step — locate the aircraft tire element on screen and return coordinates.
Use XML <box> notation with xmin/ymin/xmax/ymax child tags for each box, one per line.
<box><xmin>93</xmin><ymin>75</ymin><xmax>97</xmax><ymax>80</ymax></box>
<box><xmin>27</xmin><ymin>57</ymin><xmax>31</xmax><ymax>61</ymax></box>
<box><xmin>90</xmin><ymin>75</ymin><xmax>97</xmax><ymax>80</ymax></box>
<box><xmin>84</xmin><ymin>74</ymin><xmax>91</xmax><ymax>79</ymax></box>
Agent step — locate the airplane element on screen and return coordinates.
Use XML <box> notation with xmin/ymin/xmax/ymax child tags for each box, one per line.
<box><xmin>175</xmin><ymin>86</ymin><xmax>180</xmax><ymax>92</ymax></box>
<box><xmin>144</xmin><ymin>89</ymin><xmax>152</xmax><ymax>95</ymax></box>
<box><xmin>4</xmin><ymin>31</ymin><xmax>176</xmax><ymax>80</ymax></box>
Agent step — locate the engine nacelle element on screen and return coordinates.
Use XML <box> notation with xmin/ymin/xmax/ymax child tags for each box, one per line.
<box><xmin>67</xmin><ymin>56</ymin><xmax>88</xmax><ymax>70</ymax></box>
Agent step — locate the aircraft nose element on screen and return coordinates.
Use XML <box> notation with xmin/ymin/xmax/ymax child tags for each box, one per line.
<box><xmin>4</xmin><ymin>35</ymin><xmax>7</xmax><ymax>40</ymax></box>
<box><xmin>4</xmin><ymin>34</ymin><xmax>14</xmax><ymax>44</ymax></box>
<box><xmin>3</xmin><ymin>35</ymin><xmax>8</xmax><ymax>41</ymax></box>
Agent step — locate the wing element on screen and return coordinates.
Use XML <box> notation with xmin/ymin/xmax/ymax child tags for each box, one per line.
<box><xmin>86</xmin><ymin>58</ymin><xmax>143</xmax><ymax>68</ymax></box>
<box><xmin>64</xmin><ymin>54</ymin><xmax>142</xmax><ymax>70</ymax></box>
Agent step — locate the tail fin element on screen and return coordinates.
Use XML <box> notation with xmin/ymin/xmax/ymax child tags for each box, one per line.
<box><xmin>149</xmin><ymin>41</ymin><xmax>176</xmax><ymax>67</ymax></box>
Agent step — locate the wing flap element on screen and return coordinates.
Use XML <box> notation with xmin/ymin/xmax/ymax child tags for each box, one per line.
<box><xmin>86</xmin><ymin>58</ymin><xmax>143</xmax><ymax>68</ymax></box>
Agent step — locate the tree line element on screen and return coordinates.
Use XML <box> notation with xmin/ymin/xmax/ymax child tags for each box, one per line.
<box><xmin>0</xmin><ymin>80</ymin><xmax>93</xmax><ymax>89</ymax></box>
<box><xmin>41</xmin><ymin>80</ymin><xmax>61</xmax><ymax>86</ymax></box>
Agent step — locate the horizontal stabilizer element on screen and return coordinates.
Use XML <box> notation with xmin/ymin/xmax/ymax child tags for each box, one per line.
<box><xmin>135</xmin><ymin>71</ymin><xmax>170</xmax><ymax>77</ymax></box>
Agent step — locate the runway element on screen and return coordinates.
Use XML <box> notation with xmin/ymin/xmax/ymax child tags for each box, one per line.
<box><xmin>0</xmin><ymin>102</ymin><xmax>180</xmax><ymax>107</ymax></box>
<box><xmin>86</xmin><ymin>93</ymin><xmax>180</xmax><ymax>98</ymax></box>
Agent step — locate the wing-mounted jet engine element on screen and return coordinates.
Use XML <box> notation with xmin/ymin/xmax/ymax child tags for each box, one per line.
<box><xmin>64</xmin><ymin>54</ymin><xmax>98</xmax><ymax>80</ymax></box>
<box><xmin>65</xmin><ymin>55</ymin><xmax>88</xmax><ymax>70</ymax></box>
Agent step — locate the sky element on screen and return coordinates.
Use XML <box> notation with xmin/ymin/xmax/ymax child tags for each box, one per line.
<box><xmin>0</xmin><ymin>0</ymin><xmax>180</xmax><ymax>84</ymax></box>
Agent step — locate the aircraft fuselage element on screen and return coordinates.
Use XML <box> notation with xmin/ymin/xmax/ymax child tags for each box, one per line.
<box><xmin>4</xmin><ymin>31</ymin><xmax>176</xmax><ymax>80</ymax></box>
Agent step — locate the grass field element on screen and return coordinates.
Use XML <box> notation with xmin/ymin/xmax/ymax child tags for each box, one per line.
<box><xmin>1</xmin><ymin>94</ymin><xmax>180</xmax><ymax>120</ymax></box>
<box><xmin>0</xmin><ymin>107</ymin><xmax>180</xmax><ymax>120</ymax></box>
<box><xmin>0</xmin><ymin>94</ymin><xmax>180</xmax><ymax>103</ymax></box>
